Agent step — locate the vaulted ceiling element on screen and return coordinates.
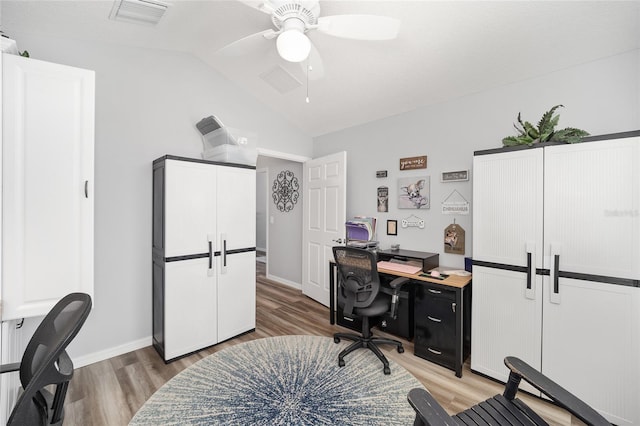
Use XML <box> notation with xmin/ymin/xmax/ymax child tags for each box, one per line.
<box><xmin>2</xmin><ymin>1</ymin><xmax>638</xmax><ymax>136</ymax></box>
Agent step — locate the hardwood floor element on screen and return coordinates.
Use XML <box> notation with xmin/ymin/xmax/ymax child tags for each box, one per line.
<box><xmin>63</xmin><ymin>261</ymin><xmax>582</xmax><ymax>425</ymax></box>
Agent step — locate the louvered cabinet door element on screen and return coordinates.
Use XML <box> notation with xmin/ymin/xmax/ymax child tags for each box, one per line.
<box><xmin>542</xmin><ymin>137</ymin><xmax>640</xmax><ymax>425</ymax></box>
<box><xmin>2</xmin><ymin>54</ymin><xmax>94</xmax><ymax>320</ymax></box>
<box><xmin>471</xmin><ymin>148</ymin><xmax>544</xmax><ymax>389</ymax></box>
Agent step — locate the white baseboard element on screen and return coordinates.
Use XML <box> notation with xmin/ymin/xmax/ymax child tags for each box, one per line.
<box><xmin>73</xmin><ymin>336</ymin><xmax>152</xmax><ymax>368</ymax></box>
<box><xmin>266</xmin><ymin>274</ymin><xmax>301</xmax><ymax>290</ymax></box>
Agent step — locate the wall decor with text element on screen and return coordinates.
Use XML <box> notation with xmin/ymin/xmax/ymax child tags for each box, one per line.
<box><xmin>399</xmin><ymin>156</ymin><xmax>427</xmax><ymax>170</ymax></box>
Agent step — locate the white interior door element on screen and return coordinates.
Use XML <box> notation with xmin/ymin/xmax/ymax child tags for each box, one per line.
<box><xmin>302</xmin><ymin>152</ymin><xmax>346</xmax><ymax>306</ymax></box>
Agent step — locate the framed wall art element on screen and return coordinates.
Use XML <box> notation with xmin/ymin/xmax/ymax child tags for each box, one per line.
<box><xmin>398</xmin><ymin>176</ymin><xmax>430</xmax><ymax>209</ymax></box>
<box><xmin>387</xmin><ymin>220</ymin><xmax>398</xmax><ymax>235</ymax></box>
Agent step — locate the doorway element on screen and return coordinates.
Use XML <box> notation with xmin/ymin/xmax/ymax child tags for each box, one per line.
<box><xmin>255</xmin><ymin>151</ymin><xmax>308</xmax><ymax>288</ymax></box>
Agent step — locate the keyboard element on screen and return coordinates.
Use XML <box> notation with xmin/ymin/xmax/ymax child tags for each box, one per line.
<box><xmin>377</xmin><ymin>261</ymin><xmax>422</xmax><ymax>275</ymax></box>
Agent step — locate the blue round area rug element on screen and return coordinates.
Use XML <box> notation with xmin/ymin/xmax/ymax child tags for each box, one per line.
<box><xmin>130</xmin><ymin>335</ymin><xmax>424</xmax><ymax>425</ymax></box>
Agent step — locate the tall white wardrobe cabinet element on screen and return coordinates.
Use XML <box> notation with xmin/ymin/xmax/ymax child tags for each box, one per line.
<box><xmin>472</xmin><ymin>132</ymin><xmax>640</xmax><ymax>425</ymax></box>
<box><xmin>1</xmin><ymin>53</ymin><xmax>95</xmax><ymax>321</ymax></box>
<box><xmin>152</xmin><ymin>156</ymin><xmax>256</xmax><ymax>362</ymax></box>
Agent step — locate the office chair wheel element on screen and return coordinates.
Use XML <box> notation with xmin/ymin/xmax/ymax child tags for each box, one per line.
<box><xmin>384</xmin><ymin>366</ymin><xmax>391</xmax><ymax>375</ymax></box>
<box><xmin>339</xmin><ymin>358</ymin><xmax>345</xmax><ymax>367</ymax></box>
<box><xmin>334</xmin><ymin>337</ymin><xmax>340</xmax><ymax>343</ymax></box>
<box><xmin>397</xmin><ymin>346</ymin><xmax>405</xmax><ymax>353</ymax></box>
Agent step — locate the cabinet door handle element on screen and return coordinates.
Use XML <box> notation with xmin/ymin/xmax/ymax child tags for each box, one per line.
<box><xmin>525</xmin><ymin>241</ymin><xmax>536</xmax><ymax>300</ymax></box>
<box><xmin>208</xmin><ymin>241</ymin><xmax>213</xmax><ymax>270</ymax></box>
<box><xmin>223</xmin><ymin>239</ymin><xmax>227</xmax><ymax>267</ymax></box>
<box><xmin>427</xmin><ymin>347</ymin><xmax>442</xmax><ymax>355</ymax></box>
<box><xmin>84</xmin><ymin>180</ymin><xmax>89</xmax><ymax>198</ymax></box>
<box><xmin>427</xmin><ymin>316</ymin><xmax>441</xmax><ymax>323</ymax></box>
<box><xmin>451</xmin><ymin>302</ymin><xmax>456</xmax><ymax>313</ymax></box>
<box><xmin>220</xmin><ymin>233</ymin><xmax>228</xmax><ymax>274</ymax></box>
<box><xmin>428</xmin><ymin>289</ymin><xmax>441</xmax><ymax>294</ymax></box>
<box><xmin>549</xmin><ymin>244</ymin><xmax>561</xmax><ymax>304</ymax></box>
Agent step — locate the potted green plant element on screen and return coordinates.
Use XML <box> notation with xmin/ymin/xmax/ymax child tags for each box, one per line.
<box><xmin>502</xmin><ymin>105</ymin><xmax>589</xmax><ymax>146</ymax></box>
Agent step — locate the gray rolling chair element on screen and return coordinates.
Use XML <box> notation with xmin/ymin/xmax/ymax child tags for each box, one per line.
<box><xmin>0</xmin><ymin>292</ymin><xmax>92</xmax><ymax>426</ymax></box>
<box><xmin>408</xmin><ymin>356</ymin><xmax>611</xmax><ymax>426</ymax></box>
<box><xmin>332</xmin><ymin>246</ymin><xmax>409</xmax><ymax>375</ymax></box>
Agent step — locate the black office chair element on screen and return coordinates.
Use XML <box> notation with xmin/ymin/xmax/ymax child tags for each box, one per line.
<box><xmin>332</xmin><ymin>246</ymin><xmax>410</xmax><ymax>375</ymax></box>
<box><xmin>0</xmin><ymin>292</ymin><xmax>92</xmax><ymax>426</ymax></box>
<box><xmin>408</xmin><ymin>356</ymin><xmax>611</xmax><ymax>426</ymax></box>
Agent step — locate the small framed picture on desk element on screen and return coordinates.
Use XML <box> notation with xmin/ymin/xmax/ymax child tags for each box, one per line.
<box><xmin>387</xmin><ymin>220</ymin><xmax>397</xmax><ymax>235</ymax></box>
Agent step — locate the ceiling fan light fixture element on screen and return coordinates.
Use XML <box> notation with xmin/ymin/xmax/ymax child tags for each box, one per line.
<box><xmin>276</xmin><ymin>19</ymin><xmax>311</xmax><ymax>63</ymax></box>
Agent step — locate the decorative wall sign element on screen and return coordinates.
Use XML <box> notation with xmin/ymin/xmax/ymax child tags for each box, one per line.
<box><xmin>401</xmin><ymin>214</ymin><xmax>425</xmax><ymax>229</ymax></box>
<box><xmin>376</xmin><ymin>170</ymin><xmax>388</xmax><ymax>178</ymax></box>
<box><xmin>400</xmin><ymin>156</ymin><xmax>427</xmax><ymax>170</ymax></box>
<box><xmin>444</xmin><ymin>222</ymin><xmax>465</xmax><ymax>255</ymax></box>
<box><xmin>272</xmin><ymin>170</ymin><xmax>299</xmax><ymax>212</ymax></box>
<box><xmin>398</xmin><ymin>176</ymin><xmax>430</xmax><ymax>209</ymax></box>
<box><xmin>441</xmin><ymin>170</ymin><xmax>469</xmax><ymax>182</ymax></box>
<box><xmin>377</xmin><ymin>186</ymin><xmax>389</xmax><ymax>212</ymax></box>
<box><xmin>441</xmin><ymin>189</ymin><xmax>470</xmax><ymax>215</ymax></box>
<box><xmin>387</xmin><ymin>220</ymin><xmax>397</xmax><ymax>235</ymax></box>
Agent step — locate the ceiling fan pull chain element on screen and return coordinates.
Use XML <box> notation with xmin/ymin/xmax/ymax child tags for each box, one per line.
<box><xmin>305</xmin><ymin>59</ymin><xmax>311</xmax><ymax>103</ymax></box>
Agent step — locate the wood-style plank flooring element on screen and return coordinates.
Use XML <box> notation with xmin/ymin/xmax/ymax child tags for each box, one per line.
<box><xmin>63</xmin><ymin>260</ymin><xmax>583</xmax><ymax>425</ymax></box>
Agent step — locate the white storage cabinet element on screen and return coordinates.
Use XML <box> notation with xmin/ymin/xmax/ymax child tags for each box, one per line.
<box><xmin>152</xmin><ymin>156</ymin><xmax>256</xmax><ymax>361</ymax></box>
<box><xmin>471</xmin><ymin>133</ymin><xmax>640</xmax><ymax>425</ymax></box>
<box><xmin>2</xmin><ymin>53</ymin><xmax>95</xmax><ymax>320</ymax></box>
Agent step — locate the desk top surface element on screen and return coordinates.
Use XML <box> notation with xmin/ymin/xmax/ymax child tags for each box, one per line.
<box><xmin>377</xmin><ymin>267</ymin><xmax>472</xmax><ymax>289</ymax></box>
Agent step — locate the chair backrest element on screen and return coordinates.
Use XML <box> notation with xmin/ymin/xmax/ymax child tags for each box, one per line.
<box><xmin>9</xmin><ymin>292</ymin><xmax>92</xmax><ymax>425</ymax></box>
<box><xmin>333</xmin><ymin>247</ymin><xmax>380</xmax><ymax>315</ymax></box>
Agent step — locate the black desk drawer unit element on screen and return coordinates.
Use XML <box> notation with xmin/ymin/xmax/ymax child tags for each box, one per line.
<box><xmin>414</xmin><ymin>284</ymin><xmax>457</xmax><ymax>369</ymax></box>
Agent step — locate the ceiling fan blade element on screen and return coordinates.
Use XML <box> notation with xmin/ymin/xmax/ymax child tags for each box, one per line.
<box><xmin>300</xmin><ymin>41</ymin><xmax>324</xmax><ymax>81</ymax></box>
<box><xmin>216</xmin><ymin>29</ymin><xmax>277</xmax><ymax>57</ymax></box>
<box><xmin>316</xmin><ymin>15</ymin><xmax>400</xmax><ymax>40</ymax></box>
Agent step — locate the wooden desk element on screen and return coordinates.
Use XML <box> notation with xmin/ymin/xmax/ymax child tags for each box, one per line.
<box><xmin>329</xmin><ymin>262</ymin><xmax>472</xmax><ymax>377</ymax></box>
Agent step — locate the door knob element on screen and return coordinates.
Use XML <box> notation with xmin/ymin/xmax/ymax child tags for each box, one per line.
<box><xmin>332</xmin><ymin>238</ymin><xmax>344</xmax><ymax>244</ymax></box>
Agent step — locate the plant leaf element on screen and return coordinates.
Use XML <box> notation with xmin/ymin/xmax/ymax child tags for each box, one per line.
<box><xmin>523</xmin><ymin>121</ymin><xmax>539</xmax><ymax>139</ymax></box>
<box><xmin>537</xmin><ymin>104</ymin><xmax>564</xmax><ymax>138</ymax></box>
<box><xmin>502</xmin><ymin>135</ymin><xmax>534</xmax><ymax>146</ymax></box>
<box><xmin>549</xmin><ymin>127</ymin><xmax>590</xmax><ymax>143</ymax></box>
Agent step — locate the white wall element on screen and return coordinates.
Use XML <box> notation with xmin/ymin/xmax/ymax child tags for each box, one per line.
<box><xmin>256</xmin><ymin>169</ymin><xmax>268</xmax><ymax>252</ymax></box>
<box><xmin>5</xmin><ymin>32</ymin><xmax>312</xmax><ymax>363</ymax></box>
<box><xmin>314</xmin><ymin>50</ymin><xmax>640</xmax><ymax>269</ymax></box>
<box><xmin>256</xmin><ymin>156</ymin><xmax>303</xmax><ymax>288</ymax></box>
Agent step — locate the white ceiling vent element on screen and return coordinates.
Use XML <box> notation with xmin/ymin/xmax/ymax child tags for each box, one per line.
<box><xmin>109</xmin><ymin>0</ymin><xmax>169</xmax><ymax>26</ymax></box>
<box><xmin>259</xmin><ymin>66</ymin><xmax>302</xmax><ymax>94</ymax></box>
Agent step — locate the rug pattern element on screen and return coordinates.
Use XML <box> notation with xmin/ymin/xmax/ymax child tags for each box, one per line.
<box><xmin>130</xmin><ymin>335</ymin><xmax>423</xmax><ymax>425</ymax></box>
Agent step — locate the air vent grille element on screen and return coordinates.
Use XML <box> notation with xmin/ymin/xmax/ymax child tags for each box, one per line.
<box><xmin>109</xmin><ymin>0</ymin><xmax>169</xmax><ymax>26</ymax></box>
<box><xmin>260</xmin><ymin>66</ymin><xmax>302</xmax><ymax>94</ymax></box>
<box><xmin>271</xmin><ymin>2</ymin><xmax>318</xmax><ymax>29</ymax></box>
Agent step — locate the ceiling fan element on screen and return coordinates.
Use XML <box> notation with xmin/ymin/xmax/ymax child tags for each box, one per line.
<box><xmin>218</xmin><ymin>0</ymin><xmax>400</xmax><ymax>75</ymax></box>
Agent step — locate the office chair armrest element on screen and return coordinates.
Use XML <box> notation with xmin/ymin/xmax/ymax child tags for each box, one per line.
<box><xmin>0</xmin><ymin>362</ymin><xmax>21</xmax><ymax>374</ymax></box>
<box><xmin>389</xmin><ymin>276</ymin><xmax>410</xmax><ymax>290</ymax></box>
<box><xmin>389</xmin><ymin>277</ymin><xmax>410</xmax><ymax>319</ymax></box>
<box><xmin>407</xmin><ymin>388</ymin><xmax>460</xmax><ymax>426</ymax></box>
<box><xmin>503</xmin><ymin>357</ymin><xmax>610</xmax><ymax>426</ymax></box>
